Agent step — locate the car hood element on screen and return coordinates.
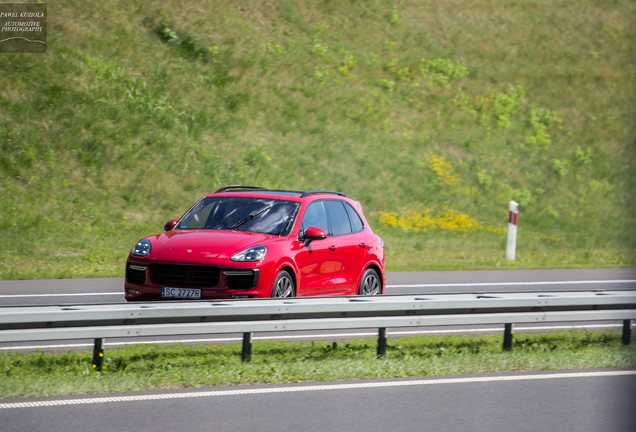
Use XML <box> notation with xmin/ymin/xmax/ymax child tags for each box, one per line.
<box><xmin>150</xmin><ymin>230</ymin><xmax>276</xmax><ymax>261</ymax></box>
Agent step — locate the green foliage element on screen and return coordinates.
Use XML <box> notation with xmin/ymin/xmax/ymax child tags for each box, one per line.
<box><xmin>157</xmin><ymin>21</ymin><xmax>177</xmax><ymax>42</ymax></box>
<box><xmin>312</xmin><ymin>39</ymin><xmax>329</xmax><ymax>56</ymax></box>
<box><xmin>552</xmin><ymin>159</ymin><xmax>570</xmax><ymax>178</ymax></box>
<box><xmin>82</xmin><ymin>53</ymin><xmax>175</xmax><ymax>125</ymax></box>
<box><xmin>512</xmin><ymin>188</ymin><xmax>537</xmax><ymax>208</ymax></box>
<box><xmin>378</xmin><ymin>78</ymin><xmax>395</xmax><ymax>91</ymax></box>
<box><xmin>477</xmin><ymin>85</ymin><xmax>526</xmax><ymax>128</ymax></box>
<box><xmin>0</xmin><ymin>0</ymin><xmax>635</xmax><ymax>278</ymax></box>
<box><xmin>312</xmin><ymin>66</ymin><xmax>327</xmax><ymax>83</ymax></box>
<box><xmin>525</xmin><ymin>107</ymin><xmax>563</xmax><ymax>148</ymax></box>
<box><xmin>264</xmin><ymin>43</ymin><xmax>287</xmax><ymax>56</ymax></box>
<box><xmin>155</xmin><ymin>21</ymin><xmax>212</xmax><ymax>62</ymax></box>
<box><xmin>1</xmin><ymin>331</ymin><xmax>633</xmax><ymax>398</ymax></box>
<box><xmin>574</xmin><ymin>146</ymin><xmax>593</xmax><ymax>165</ymax></box>
<box><xmin>476</xmin><ymin>169</ymin><xmax>493</xmax><ymax>190</ymax></box>
<box><xmin>338</xmin><ymin>50</ymin><xmax>356</xmax><ymax>76</ymax></box>
<box><xmin>420</xmin><ymin>57</ymin><xmax>469</xmax><ymax>87</ymax></box>
<box><xmin>389</xmin><ymin>5</ymin><xmax>402</xmax><ymax>25</ymax></box>
<box><xmin>385</xmin><ymin>59</ymin><xmax>413</xmax><ymax>82</ymax></box>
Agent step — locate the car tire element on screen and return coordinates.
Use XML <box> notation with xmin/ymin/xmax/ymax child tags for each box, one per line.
<box><xmin>358</xmin><ymin>268</ymin><xmax>381</xmax><ymax>296</ymax></box>
<box><xmin>272</xmin><ymin>270</ymin><xmax>295</xmax><ymax>298</ymax></box>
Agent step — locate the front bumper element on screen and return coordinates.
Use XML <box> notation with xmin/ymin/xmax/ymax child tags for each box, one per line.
<box><xmin>124</xmin><ymin>260</ymin><xmax>267</xmax><ymax>300</ymax></box>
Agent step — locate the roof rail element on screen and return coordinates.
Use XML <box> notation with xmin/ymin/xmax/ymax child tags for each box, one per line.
<box><xmin>300</xmin><ymin>190</ymin><xmax>346</xmax><ymax>198</ymax></box>
<box><xmin>215</xmin><ymin>186</ymin><xmax>267</xmax><ymax>193</ymax></box>
<box><xmin>214</xmin><ymin>187</ymin><xmax>346</xmax><ymax>198</ymax></box>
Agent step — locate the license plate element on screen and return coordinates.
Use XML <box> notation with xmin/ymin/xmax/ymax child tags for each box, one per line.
<box><xmin>161</xmin><ymin>287</ymin><xmax>201</xmax><ymax>299</ymax></box>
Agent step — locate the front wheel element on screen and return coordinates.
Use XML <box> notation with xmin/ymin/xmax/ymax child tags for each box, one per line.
<box><xmin>358</xmin><ymin>268</ymin><xmax>381</xmax><ymax>296</ymax></box>
<box><xmin>272</xmin><ymin>270</ymin><xmax>295</xmax><ymax>298</ymax></box>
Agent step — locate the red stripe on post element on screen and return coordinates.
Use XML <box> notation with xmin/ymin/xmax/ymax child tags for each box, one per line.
<box><xmin>508</xmin><ymin>211</ymin><xmax>518</xmax><ymax>225</ymax></box>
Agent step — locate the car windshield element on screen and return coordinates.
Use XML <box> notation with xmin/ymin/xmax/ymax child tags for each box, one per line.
<box><xmin>176</xmin><ymin>197</ymin><xmax>300</xmax><ymax>235</ymax></box>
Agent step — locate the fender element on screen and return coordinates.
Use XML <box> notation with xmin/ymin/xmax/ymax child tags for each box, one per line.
<box><xmin>355</xmin><ymin>259</ymin><xmax>386</xmax><ymax>295</ymax></box>
<box><xmin>274</xmin><ymin>257</ymin><xmax>301</xmax><ymax>295</ymax></box>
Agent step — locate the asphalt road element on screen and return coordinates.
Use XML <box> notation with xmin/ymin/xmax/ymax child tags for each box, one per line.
<box><xmin>1</xmin><ymin>371</ymin><xmax>635</xmax><ymax>432</ymax></box>
<box><xmin>1</xmin><ymin>270</ymin><xmax>635</xmax><ymax>431</ymax></box>
<box><xmin>1</xmin><ymin>267</ymin><xmax>635</xmax><ymax>305</ymax></box>
<box><xmin>1</xmin><ymin>268</ymin><xmax>634</xmax><ymax>351</ymax></box>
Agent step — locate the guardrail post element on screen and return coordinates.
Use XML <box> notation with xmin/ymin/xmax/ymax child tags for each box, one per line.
<box><xmin>92</xmin><ymin>338</ymin><xmax>104</xmax><ymax>372</ymax></box>
<box><xmin>503</xmin><ymin>324</ymin><xmax>513</xmax><ymax>351</ymax></box>
<box><xmin>377</xmin><ymin>328</ymin><xmax>387</xmax><ymax>358</ymax></box>
<box><xmin>242</xmin><ymin>332</ymin><xmax>252</xmax><ymax>362</ymax></box>
<box><xmin>622</xmin><ymin>320</ymin><xmax>632</xmax><ymax>345</ymax></box>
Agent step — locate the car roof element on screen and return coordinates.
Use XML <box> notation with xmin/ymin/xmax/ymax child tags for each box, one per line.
<box><xmin>211</xmin><ymin>186</ymin><xmax>347</xmax><ymax>199</ymax></box>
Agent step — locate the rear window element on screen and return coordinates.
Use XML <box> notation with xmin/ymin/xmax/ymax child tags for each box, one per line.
<box><xmin>344</xmin><ymin>202</ymin><xmax>364</xmax><ymax>233</ymax></box>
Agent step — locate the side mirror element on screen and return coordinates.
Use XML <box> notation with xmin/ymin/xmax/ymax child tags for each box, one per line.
<box><xmin>164</xmin><ymin>219</ymin><xmax>179</xmax><ymax>231</ymax></box>
<box><xmin>302</xmin><ymin>226</ymin><xmax>327</xmax><ymax>246</ymax></box>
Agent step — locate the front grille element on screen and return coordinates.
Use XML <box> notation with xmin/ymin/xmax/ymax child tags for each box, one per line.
<box><xmin>150</xmin><ymin>264</ymin><xmax>220</xmax><ymax>287</ymax></box>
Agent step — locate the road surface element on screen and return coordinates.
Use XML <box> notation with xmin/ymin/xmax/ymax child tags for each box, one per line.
<box><xmin>1</xmin><ymin>370</ymin><xmax>634</xmax><ymax>432</ymax></box>
<box><xmin>1</xmin><ymin>268</ymin><xmax>634</xmax><ymax>305</ymax></box>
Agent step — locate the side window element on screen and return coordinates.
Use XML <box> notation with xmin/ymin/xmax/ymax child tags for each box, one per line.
<box><xmin>325</xmin><ymin>200</ymin><xmax>352</xmax><ymax>236</ymax></box>
<box><xmin>301</xmin><ymin>201</ymin><xmax>329</xmax><ymax>234</ymax></box>
<box><xmin>344</xmin><ymin>202</ymin><xmax>364</xmax><ymax>233</ymax></box>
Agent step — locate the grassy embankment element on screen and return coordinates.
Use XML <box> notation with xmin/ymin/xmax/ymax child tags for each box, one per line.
<box><xmin>1</xmin><ymin>0</ymin><xmax>635</xmax><ymax>279</ymax></box>
<box><xmin>1</xmin><ymin>331</ymin><xmax>634</xmax><ymax>398</ymax></box>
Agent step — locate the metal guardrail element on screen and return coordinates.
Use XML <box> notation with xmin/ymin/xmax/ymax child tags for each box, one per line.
<box><xmin>1</xmin><ymin>290</ymin><xmax>634</xmax><ymax>369</ymax></box>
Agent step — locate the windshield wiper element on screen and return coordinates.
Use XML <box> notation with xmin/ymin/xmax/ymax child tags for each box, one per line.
<box><xmin>229</xmin><ymin>205</ymin><xmax>272</xmax><ymax>231</ymax></box>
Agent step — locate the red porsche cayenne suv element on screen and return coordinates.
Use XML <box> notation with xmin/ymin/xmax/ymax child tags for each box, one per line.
<box><xmin>125</xmin><ymin>186</ymin><xmax>385</xmax><ymax>300</ymax></box>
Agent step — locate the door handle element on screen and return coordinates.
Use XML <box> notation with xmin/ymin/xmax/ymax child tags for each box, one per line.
<box><xmin>328</xmin><ymin>245</ymin><xmax>336</xmax><ymax>252</ymax></box>
<box><xmin>358</xmin><ymin>243</ymin><xmax>367</xmax><ymax>249</ymax></box>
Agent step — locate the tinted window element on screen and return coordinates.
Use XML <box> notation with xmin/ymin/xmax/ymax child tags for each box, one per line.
<box><xmin>344</xmin><ymin>202</ymin><xmax>364</xmax><ymax>233</ymax></box>
<box><xmin>325</xmin><ymin>200</ymin><xmax>352</xmax><ymax>236</ymax></box>
<box><xmin>177</xmin><ymin>197</ymin><xmax>299</xmax><ymax>235</ymax></box>
<box><xmin>301</xmin><ymin>201</ymin><xmax>329</xmax><ymax>234</ymax></box>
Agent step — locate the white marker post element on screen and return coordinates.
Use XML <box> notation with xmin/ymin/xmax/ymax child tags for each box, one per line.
<box><xmin>506</xmin><ymin>201</ymin><xmax>519</xmax><ymax>261</ymax></box>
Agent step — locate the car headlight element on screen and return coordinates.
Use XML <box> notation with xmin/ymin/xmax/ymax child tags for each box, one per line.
<box><xmin>231</xmin><ymin>246</ymin><xmax>267</xmax><ymax>262</ymax></box>
<box><xmin>131</xmin><ymin>239</ymin><xmax>152</xmax><ymax>257</ymax></box>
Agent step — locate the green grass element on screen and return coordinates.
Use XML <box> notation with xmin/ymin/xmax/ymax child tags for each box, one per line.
<box><xmin>1</xmin><ymin>0</ymin><xmax>635</xmax><ymax>279</ymax></box>
<box><xmin>1</xmin><ymin>331</ymin><xmax>634</xmax><ymax>398</ymax></box>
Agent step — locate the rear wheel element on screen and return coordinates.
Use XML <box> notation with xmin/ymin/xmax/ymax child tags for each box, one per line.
<box><xmin>359</xmin><ymin>268</ymin><xmax>381</xmax><ymax>296</ymax></box>
<box><xmin>272</xmin><ymin>270</ymin><xmax>295</xmax><ymax>298</ymax></box>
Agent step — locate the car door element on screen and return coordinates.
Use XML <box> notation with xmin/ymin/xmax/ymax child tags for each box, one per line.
<box><xmin>323</xmin><ymin>200</ymin><xmax>366</xmax><ymax>295</ymax></box>
<box><xmin>295</xmin><ymin>200</ymin><xmax>337</xmax><ymax>296</ymax></box>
